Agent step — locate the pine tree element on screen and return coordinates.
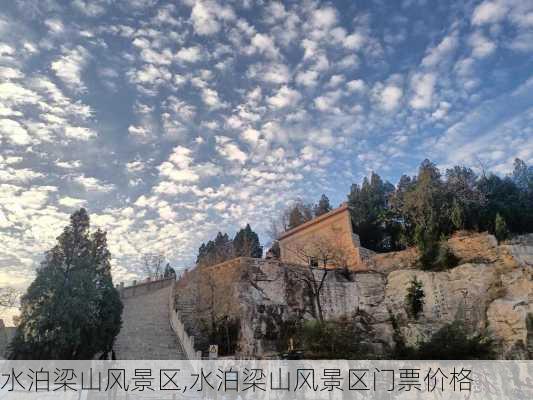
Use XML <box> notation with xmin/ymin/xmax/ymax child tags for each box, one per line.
<box><xmin>451</xmin><ymin>199</ymin><xmax>464</xmax><ymax>230</ymax></box>
<box><xmin>495</xmin><ymin>213</ymin><xmax>510</xmax><ymax>242</ymax></box>
<box><xmin>164</xmin><ymin>263</ymin><xmax>176</xmax><ymax>278</ymax></box>
<box><xmin>314</xmin><ymin>194</ymin><xmax>332</xmax><ymax>217</ymax></box>
<box><xmin>288</xmin><ymin>206</ymin><xmax>305</xmax><ymax>230</ymax></box>
<box><xmin>233</xmin><ymin>224</ymin><xmax>262</xmax><ymax>258</ymax></box>
<box><xmin>9</xmin><ymin>209</ymin><xmax>122</xmax><ymax>359</ymax></box>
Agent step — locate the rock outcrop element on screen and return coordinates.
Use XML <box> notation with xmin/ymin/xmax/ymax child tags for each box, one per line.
<box><xmin>175</xmin><ymin>232</ymin><xmax>532</xmax><ymax>359</ymax></box>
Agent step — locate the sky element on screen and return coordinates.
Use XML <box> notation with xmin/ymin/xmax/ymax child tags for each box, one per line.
<box><xmin>0</xmin><ymin>0</ymin><xmax>532</xmax><ymax>323</ymax></box>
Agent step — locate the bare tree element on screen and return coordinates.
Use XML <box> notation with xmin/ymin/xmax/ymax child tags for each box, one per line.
<box><xmin>0</xmin><ymin>287</ymin><xmax>19</xmax><ymax>309</ymax></box>
<box><xmin>141</xmin><ymin>252</ymin><xmax>166</xmax><ymax>279</ymax></box>
<box><xmin>285</xmin><ymin>236</ymin><xmax>350</xmax><ymax>321</ymax></box>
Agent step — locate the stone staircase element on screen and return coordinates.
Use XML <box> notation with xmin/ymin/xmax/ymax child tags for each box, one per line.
<box><xmin>114</xmin><ymin>280</ymin><xmax>186</xmax><ymax>359</ymax></box>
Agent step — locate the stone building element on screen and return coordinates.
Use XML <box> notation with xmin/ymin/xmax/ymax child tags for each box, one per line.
<box><xmin>278</xmin><ymin>203</ymin><xmax>369</xmax><ymax>270</ymax></box>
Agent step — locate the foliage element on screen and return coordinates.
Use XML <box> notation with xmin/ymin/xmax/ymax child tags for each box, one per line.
<box><xmin>313</xmin><ymin>194</ymin><xmax>332</xmax><ymax>217</ymax></box>
<box><xmin>9</xmin><ymin>209</ymin><xmax>122</xmax><ymax>360</ymax></box>
<box><xmin>495</xmin><ymin>213</ymin><xmax>510</xmax><ymax>242</ymax></box>
<box><xmin>268</xmin><ymin>241</ymin><xmax>281</xmax><ymax>259</ymax></box>
<box><xmin>296</xmin><ymin>318</ymin><xmax>371</xmax><ymax>359</ymax></box>
<box><xmin>346</xmin><ymin>158</ymin><xmax>533</xmax><ymax>261</ymax></box>
<box><xmin>348</xmin><ymin>172</ymin><xmax>398</xmax><ymax>251</ymax></box>
<box><xmin>206</xmin><ymin>317</ymin><xmax>240</xmax><ymax>356</ymax></box>
<box><xmin>163</xmin><ymin>263</ymin><xmax>176</xmax><ymax>278</ymax></box>
<box><xmin>416</xmin><ymin>322</ymin><xmax>494</xmax><ymax>359</ymax></box>
<box><xmin>196</xmin><ymin>232</ymin><xmax>234</xmax><ymax>267</ymax></box>
<box><xmin>197</xmin><ymin>224</ymin><xmax>263</xmax><ymax>267</ymax></box>
<box><xmin>432</xmin><ymin>242</ymin><xmax>459</xmax><ymax>271</ymax></box>
<box><xmin>405</xmin><ymin>277</ymin><xmax>425</xmax><ymax>320</ymax></box>
<box><xmin>233</xmin><ymin>224</ymin><xmax>262</xmax><ymax>258</ymax></box>
<box><xmin>287</xmin><ymin>201</ymin><xmax>313</xmax><ymax>229</ymax></box>
<box><xmin>392</xmin><ymin>322</ymin><xmax>494</xmax><ymax>360</ymax></box>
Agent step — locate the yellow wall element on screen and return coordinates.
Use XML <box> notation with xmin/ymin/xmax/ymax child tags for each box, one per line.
<box><xmin>279</xmin><ymin>205</ymin><xmax>363</xmax><ymax>269</ymax></box>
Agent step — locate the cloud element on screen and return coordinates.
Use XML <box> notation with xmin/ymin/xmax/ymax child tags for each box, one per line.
<box><xmin>73</xmin><ymin>175</ymin><xmax>115</xmax><ymax>192</ymax></box>
<box><xmin>250</xmin><ymin>33</ymin><xmax>279</xmax><ymax>58</ymax></box>
<box><xmin>0</xmin><ymin>67</ymin><xmax>24</xmax><ymax>80</ymax></box>
<box><xmin>64</xmin><ymin>126</ymin><xmax>96</xmax><ymax>140</ymax></box>
<box><xmin>410</xmin><ymin>73</ymin><xmax>436</xmax><ymax>109</ymax></box>
<box><xmin>472</xmin><ymin>0</ymin><xmax>508</xmax><ymax>25</ymax></box>
<box><xmin>295</xmin><ymin>69</ymin><xmax>319</xmax><ymax>87</ymax></box>
<box><xmin>72</xmin><ymin>0</ymin><xmax>107</xmax><ymax>17</ymax></box>
<box><xmin>379</xmin><ymin>85</ymin><xmax>403</xmax><ymax>111</ymax></box>
<box><xmin>469</xmin><ymin>31</ymin><xmax>496</xmax><ymax>58</ymax></box>
<box><xmin>267</xmin><ymin>85</ymin><xmax>301</xmax><ymax>108</ymax></box>
<box><xmin>347</xmin><ymin>79</ymin><xmax>365</xmax><ymax>92</ymax></box>
<box><xmin>58</xmin><ymin>196</ymin><xmax>87</xmax><ymax>208</ymax></box>
<box><xmin>311</xmin><ymin>6</ymin><xmax>337</xmax><ymax>28</ymax></box>
<box><xmin>201</xmin><ymin>87</ymin><xmax>225</xmax><ymax>109</ymax></box>
<box><xmin>248</xmin><ymin>62</ymin><xmax>290</xmax><ymax>84</ymax></box>
<box><xmin>421</xmin><ymin>33</ymin><xmax>458</xmax><ymax>68</ymax></box>
<box><xmin>216</xmin><ymin>138</ymin><xmax>247</xmax><ymax>164</ymax></box>
<box><xmin>0</xmin><ymin>119</ymin><xmax>31</xmax><ymax>145</ymax></box>
<box><xmin>189</xmin><ymin>1</ymin><xmax>234</xmax><ymax>36</ymax></box>
<box><xmin>175</xmin><ymin>46</ymin><xmax>203</xmax><ymax>63</ymax></box>
<box><xmin>343</xmin><ymin>32</ymin><xmax>365</xmax><ymax>50</ymax></box>
<box><xmin>51</xmin><ymin>46</ymin><xmax>90</xmax><ymax>91</ymax></box>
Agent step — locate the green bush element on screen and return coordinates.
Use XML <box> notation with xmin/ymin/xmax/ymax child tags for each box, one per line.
<box><xmin>495</xmin><ymin>213</ymin><xmax>510</xmax><ymax>242</ymax></box>
<box><xmin>297</xmin><ymin>317</ymin><xmax>371</xmax><ymax>359</ymax></box>
<box><xmin>405</xmin><ymin>277</ymin><xmax>425</xmax><ymax>320</ymax></box>
<box><xmin>394</xmin><ymin>321</ymin><xmax>494</xmax><ymax>360</ymax></box>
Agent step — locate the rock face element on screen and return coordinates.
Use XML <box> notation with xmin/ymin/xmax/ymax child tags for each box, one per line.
<box><xmin>114</xmin><ymin>279</ymin><xmax>185</xmax><ymax>359</ymax></box>
<box><xmin>175</xmin><ymin>233</ymin><xmax>532</xmax><ymax>359</ymax></box>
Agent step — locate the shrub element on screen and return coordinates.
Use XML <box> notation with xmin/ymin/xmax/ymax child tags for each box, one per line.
<box><xmin>405</xmin><ymin>277</ymin><xmax>425</xmax><ymax>320</ymax></box>
<box><xmin>495</xmin><ymin>213</ymin><xmax>510</xmax><ymax>242</ymax></box>
<box><xmin>394</xmin><ymin>322</ymin><xmax>495</xmax><ymax>360</ymax></box>
<box><xmin>296</xmin><ymin>317</ymin><xmax>371</xmax><ymax>359</ymax></box>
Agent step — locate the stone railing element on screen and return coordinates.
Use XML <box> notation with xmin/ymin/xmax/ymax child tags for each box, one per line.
<box><xmin>168</xmin><ymin>282</ymin><xmax>202</xmax><ymax>360</ymax></box>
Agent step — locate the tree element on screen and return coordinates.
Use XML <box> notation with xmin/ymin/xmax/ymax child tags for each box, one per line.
<box><xmin>196</xmin><ymin>232</ymin><xmax>234</xmax><ymax>267</ymax></box>
<box><xmin>451</xmin><ymin>199</ymin><xmax>464</xmax><ymax>230</ymax></box>
<box><xmin>313</xmin><ymin>194</ymin><xmax>332</xmax><ymax>217</ymax></box>
<box><xmin>405</xmin><ymin>277</ymin><xmax>425</xmax><ymax>320</ymax></box>
<box><xmin>141</xmin><ymin>252</ymin><xmax>166</xmax><ymax>279</ymax></box>
<box><xmin>495</xmin><ymin>213</ymin><xmax>510</xmax><ymax>242</ymax></box>
<box><xmin>163</xmin><ymin>263</ymin><xmax>176</xmax><ymax>278</ymax></box>
<box><xmin>233</xmin><ymin>224</ymin><xmax>262</xmax><ymax>258</ymax></box>
<box><xmin>285</xmin><ymin>236</ymin><xmax>350</xmax><ymax>321</ymax></box>
<box><xmin>348</xmin><ymin>172</ymin><xmax>396</xmax><ymax>251</ymax></box>
<box><xmin>401</xmin><ymin>160</ymin><xmax>452</xmax><ymax>267</ymax></box>
<box><xmin>0</xmin><ymin>287</ymin><xmax>19</xmax><ymax>309</ymax></box>
<box><xmin>445</xmin><ymin>166</ymin><xmax>484</xmax><ymax>230</ymax></box>
<box><xmin>9</xmin><ymin>209</ymin><xmax>122</xmax><ymax>359</ymax></box>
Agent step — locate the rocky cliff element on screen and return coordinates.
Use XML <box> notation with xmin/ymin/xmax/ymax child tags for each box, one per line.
<box><xmin>175</xmin><ymin>232</ymin><xmax>532</xmax><ymax>359</ymax></box>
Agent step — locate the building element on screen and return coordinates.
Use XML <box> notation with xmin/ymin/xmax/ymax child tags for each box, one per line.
<box><xmin>278</xmin><ymin>203</ymin><xmax>369</xmax><ymax>270</ymax></box>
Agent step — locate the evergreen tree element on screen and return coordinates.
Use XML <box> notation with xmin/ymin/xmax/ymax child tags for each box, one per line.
<box><xmin>314</xmin><ymin>194</ymin><xmax>332</xmax><ymax>217</ymax></box>
<box><xmin>163</xmin><ymin>263</ymin><xmax>176</xmax><ymax>278</ymax></box>
<box><xmin>347</xmin><ymin>172</ymin><xmax>396</xmax><ymax>251</ymax></box>
<box><xmin>451</xmin><ymin>199</ymin><xmax>464</xmax><ymax>230</ymax></box>
<box><xmin>233</xmin><ymin>224</ymin><xmax>262</xmax><ymax>258</ymax></box>
<box><xmin>495</xmin><ymin>213</ymin><xmax>510</xmax><ymax>242</ymax></box>
<box><xmin>288</xmin><ymin>207</ymin><xmax>305</xmax><ymax>229</ymax></box>
<box><xmin>9</xmin><ymin>209</ymin><xmax>122</xmax><ymax>359</ymax></box>
<box><xmin>196</xmin><ymin>232</ymin><xmax>234</xmax><ymax>267</ymax></box>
